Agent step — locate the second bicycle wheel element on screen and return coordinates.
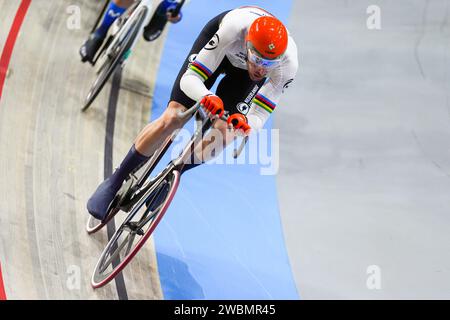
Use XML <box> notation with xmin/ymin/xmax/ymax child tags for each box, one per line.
<box><xmin>82</xmin><ymin>5</ymin><xmax>148</xmax><ymax>112</ymax></box>
<box><xmin>91</xmin><ymin>170</ymin><xmax>180</xmax><ymax>289</ymax></box>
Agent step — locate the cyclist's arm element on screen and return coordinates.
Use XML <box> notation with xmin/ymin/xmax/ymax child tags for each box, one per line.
<box><xmin>180</xmin><ymin>17</ymin><xmax>237</xmax><ymax>101</ymax></box>
<box><xmin>247</xmin><ymin>47</ymin><xmax>299</xmax><ymax>133</ymax></box>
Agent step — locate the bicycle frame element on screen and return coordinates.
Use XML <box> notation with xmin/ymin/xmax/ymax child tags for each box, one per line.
<box><xmin>120</xmin><ymin>103</ymin><xmax>207</xmax><ymax>211</ymax></box>
<box><xmin>123</xmin><ymin>103</ymin><xmax>248</xmax><ymax>211</ymax></box>
<box><xmin>90</xmin><ymin>102</ymin><xmax>250</xmax><ymax>287</ymax></box>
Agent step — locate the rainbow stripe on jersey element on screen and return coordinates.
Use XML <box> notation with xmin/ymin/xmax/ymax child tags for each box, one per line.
<box><xmin>253</xmin><ymin>93</ymin><xmax>277</xmax><ymax>113</ymax></box>
<box><xmin>189</xmin><ymin>61</ymin><xmax>213</xmax><ymax>81</ymax></box>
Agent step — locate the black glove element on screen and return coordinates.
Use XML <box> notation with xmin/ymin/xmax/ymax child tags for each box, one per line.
<box><xmin>143</xmin><ymin>0</ymin><xmax>184</xmax><ymax>42</ymax></box>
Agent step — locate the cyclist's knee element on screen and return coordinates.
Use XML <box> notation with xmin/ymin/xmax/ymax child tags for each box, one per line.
<box><xmin>161</xmin><ymin>101</ymin><xmax>187</xmax><ymax>130</ymax></box>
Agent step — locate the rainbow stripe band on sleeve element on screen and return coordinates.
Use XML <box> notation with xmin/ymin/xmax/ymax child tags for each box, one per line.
<box><xmin>189</xmin><ymin>61</ymin><xmax>213</xmax><ymax>81</ymax></box>
<box><xmin>253</xmin><ymin>93</ymin><xmax>277</xmax><ymax>113</ymax></box>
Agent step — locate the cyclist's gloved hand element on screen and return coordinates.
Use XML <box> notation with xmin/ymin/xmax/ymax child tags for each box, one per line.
<box><xmin>227</xmin><ymin>113</ymin><xmax>251</xmax><ymax>135</ymax></box>
<box><xmin>200</xmin><ymin>95</ymin><xmax>224</xmax><ymax>118</ymax></box>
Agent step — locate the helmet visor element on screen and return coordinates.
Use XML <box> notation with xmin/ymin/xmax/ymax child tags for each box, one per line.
<box><xmin>246</xmin><ymin>42</ymin><xmax>283</xmax><ymax>70</ymax></box>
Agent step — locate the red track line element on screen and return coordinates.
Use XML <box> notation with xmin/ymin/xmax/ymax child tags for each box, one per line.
<box><xmin>0</xmin><ymin>263</ymin><xmax>6</xmax><ymax>300</ymax></box>
<box><xmin>0</xmin><ymin>0</ymin><xmax>32</xmax><ymax>102</ymax></box>
<box><xmin>0</xmin><ymin>0</ymin><xmax>32</xmax><ymax>299</ymax></box>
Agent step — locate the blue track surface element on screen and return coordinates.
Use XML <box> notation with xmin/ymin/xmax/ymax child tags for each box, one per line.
<box><xmin>150</xmin><ymin>0</ymin><xmax>298</xmax><ymax>299</ymax></box>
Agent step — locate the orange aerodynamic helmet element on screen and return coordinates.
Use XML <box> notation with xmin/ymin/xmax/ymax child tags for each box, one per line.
<box><xmin>245</xmin><ymin>16</ymin><xmax>288</xmax><ymax>60</ymax></box>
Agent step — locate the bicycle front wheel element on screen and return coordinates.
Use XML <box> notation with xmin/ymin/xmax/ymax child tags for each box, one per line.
<box><xmin>82</xmin><ymin>5</ymin><xmax>148</xmax><ymax>112</ymax></box>
<box><xmin>91</xmin><ymin>170</ymin><xmax>180</xmax><ymax>289</ymax></box>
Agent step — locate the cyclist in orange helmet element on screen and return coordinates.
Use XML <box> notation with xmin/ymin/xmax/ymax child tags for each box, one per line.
<box><xmin>87</xmin><ymin>6</ymin><xmax>299</xmax><ymax>221</ymax></box>
<box><xmin>246</xmin><ymin>15</ymin><xmax>289</xmax><ymax>76</ymax></box>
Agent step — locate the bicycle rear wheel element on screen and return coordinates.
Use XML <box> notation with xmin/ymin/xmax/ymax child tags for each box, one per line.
<box><xmin>91</xmin><ymin>170</ymin><xmax>180</xmax><ymax>289</ymax></box>
<box><xmin>82</xmin><ymin>5</ymin><xmax>148</xmax><ymax>112</ymax></box>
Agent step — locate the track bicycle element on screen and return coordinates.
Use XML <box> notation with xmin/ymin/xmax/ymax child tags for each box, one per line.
<box><xmin>81</xmin><ymin>0</ymin><xmax>184</xmax><ymax>111</ymax></box>
<box><xmin>87</xmin><ymin>102</ymin><xmax>248</xmax><ymax>288</ymax></box>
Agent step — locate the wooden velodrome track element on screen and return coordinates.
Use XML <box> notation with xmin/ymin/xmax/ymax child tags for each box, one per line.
<box><xmin>4</xmin><ymin>0</ymin><xmax>450</xmax><ymax>301</ymax></box>
<box><xmin>0</xmin><ymin>0</ymin><xmax>167</xmax><ymax>299</ymax></box>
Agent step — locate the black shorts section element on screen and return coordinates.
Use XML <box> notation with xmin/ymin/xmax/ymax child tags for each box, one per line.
<box><xmin>169</xmin><ymin>10</ymin><xmax>266</xmax><ymax>116</ymax></box>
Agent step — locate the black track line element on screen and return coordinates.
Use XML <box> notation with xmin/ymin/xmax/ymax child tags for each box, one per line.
<box><xmin>105</xmin><ymin>68</ymin><xmax>129</xmax><ymax>300</ymax></box>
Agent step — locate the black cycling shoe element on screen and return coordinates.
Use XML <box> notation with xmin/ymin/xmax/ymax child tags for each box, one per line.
<box><xmin>79</xmin><ymin>32</ymin><xmax>105</xmax><ymax>63</ymax></box>
<box><xmin>143</xmin><ymin>11</ymin><xmax>168</xmax><ymax>42</ymax></box>
<box><xmin>87</xmin><ymin>178</ymin><xmax>120</xmax><ymax>221</ymax></box>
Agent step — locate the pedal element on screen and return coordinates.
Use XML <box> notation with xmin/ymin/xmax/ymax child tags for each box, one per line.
<box><xmin>117</xmin><ymin>175</ymin><xmax>140</xmax><ymax>212</ymax></box>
